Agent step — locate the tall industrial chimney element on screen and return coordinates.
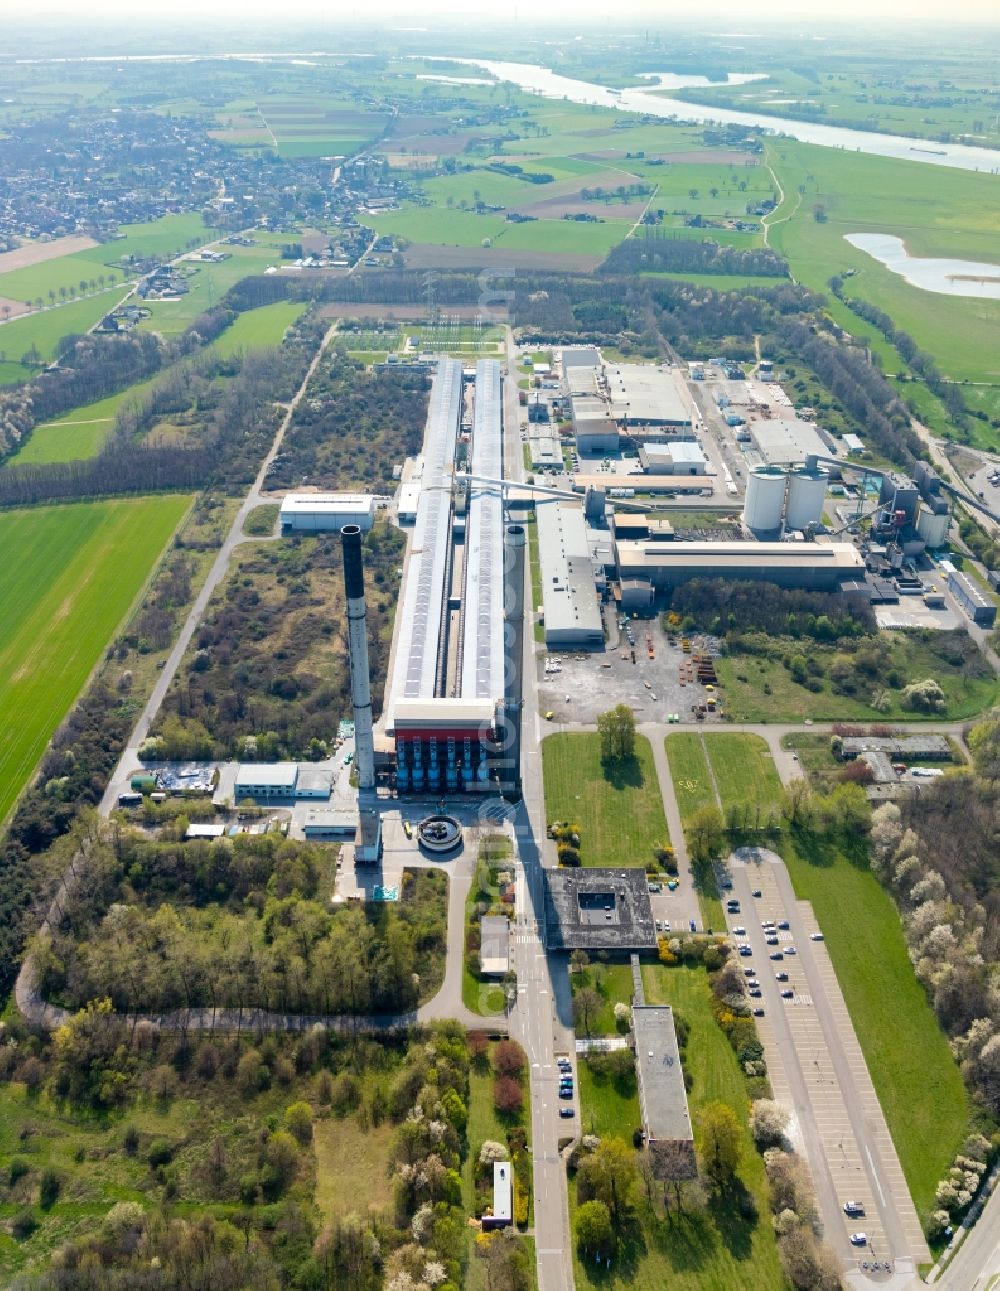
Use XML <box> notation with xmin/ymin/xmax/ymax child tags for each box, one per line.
<box><xmin>341</xmin><ymin>525</ymin><xmax>375</xmax><ymax>792</ymax></box>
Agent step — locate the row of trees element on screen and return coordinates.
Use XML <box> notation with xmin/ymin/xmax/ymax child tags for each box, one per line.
<box><xmin>602</xmin><ymin>232</ymin><xmax>788</xmax><ymax>278</ymax></box>
<box><xmin>666</xmin><ymin>579</ymin><xmax>875</xmax><ymax>640</ymax></box>
<box><xmin>829</xmin><ymin>278</ymin><xmax>970</xmax><ymax>428</ymax></box>
<box><xmin>0</xmin><ymin>329</ymin><xmax>166</xmax><ymax>461</ymax></box>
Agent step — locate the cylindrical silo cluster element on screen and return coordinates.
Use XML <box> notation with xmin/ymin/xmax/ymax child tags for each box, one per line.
<box><xmin>743</xmin><ymin>463</ymin><xmax>829</xmax><ymax>537</ymax></box>
<box><xmin>743</xmin><ymin>465</ymin><xmax>788</xmax><ymax>537</ymax></box>
<box><xmin>785</xmin><ymin>465</ymin><xmax>829</xmax><ymax>531</ymax></box>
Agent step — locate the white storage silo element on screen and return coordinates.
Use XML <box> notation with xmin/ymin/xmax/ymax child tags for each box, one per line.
<box><xmin>744</xmin><ymin>465</ymin><xmax>787</xmax><ymax>536</ymax></box>
<box><xmin>785</xmin><ymin>465</ymin><xmax>829</xmax><ymax>531</ymax></box>
<box><xmin>916</xmin><ymin>505</ymin><xmax>951</xmax><ymax>549</ymax></box>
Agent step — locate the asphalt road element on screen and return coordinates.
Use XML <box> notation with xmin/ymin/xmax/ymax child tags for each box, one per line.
<box><xmin>99</xmin><ymin>320</ymin><xmax>339</xmax><ymax>813</ymax></box>
<box><xmin>724</xmin><ymin>851</ymin><xmax>927</xmax><ymax>1285</ymax></box>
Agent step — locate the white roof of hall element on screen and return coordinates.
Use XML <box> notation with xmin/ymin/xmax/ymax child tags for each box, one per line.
<box><xmin>616</xmin><ymin>540</ymin><xmax>864</xmax><ymax>572</ymax></box>
<box><xmin>536</xmin><ymin>500</ymin><xmax>603</xmax><ymax>637</ymax></box>
<box><xmin>606</xmin><ymin>364</ymin><xmax>692</xmax><ymax>424</ymax></box>
<box><xmin>279</xmin><ymin>493</ymin><xmax>374</xmax><ymax>513</ymax></box>
<box><xmin>463</xmin><ymin>359</ymin><xmax>505</xmax><ymax>704</ymax></box>
<box><xmin>388</xmin><ymin>359</ymin><xmax>463</xmax><ymax>707</ymax></box>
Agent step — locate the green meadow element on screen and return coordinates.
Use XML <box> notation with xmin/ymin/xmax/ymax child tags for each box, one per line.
<box><xmin>0</xmin><ymin>496</ymin><xmax>191</xmax><ymax>824</ymax></box>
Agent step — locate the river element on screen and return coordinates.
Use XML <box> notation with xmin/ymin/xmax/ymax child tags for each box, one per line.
<box><xmin>462</xmin><ymin>59</ymin><xmax>1000</xmax><ymax>177</ymax></box>
<box><xmin>845</xmin><ymin>233</ymin><xmax>1000</xmax><ymax>300</ymax></box>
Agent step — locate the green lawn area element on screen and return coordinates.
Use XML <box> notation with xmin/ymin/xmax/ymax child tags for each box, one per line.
<box><xmin>664</xmin><ymin>733</ymin><xmax>716</xmax><ymax>824</ymax></box>
<box><xmin>570</xmin><ymin>963</ymin><xmax>636</xmax><ymax>1038</ymax></box>
<box><xmin>576</xmin><ymin>1054</ymin><xmax>642</xmax><ymax>1142</ymax></box>
<box><xmin>8</xmin><ymin>373</ymin><xmax>165</xmax><ymax>465</ymax></box>
<box><xmin>209</xmin><ymin>301</ymin><xmax>307</xmax><ymax>358</ymax></box>
<box><xmin>313</xmin><ymin>1116</ymin><xmax>394</xmax><ymax>1222</ymax></box>
<box><xmin>780</xmin><ymin>828</ymin><xmax>969</xmax><ymax>1221</ymax></box>
<box><xmin>542</xmin><ymin>732</ymin><xmax>668</xmax><ymax>869</ymax></box>
<box><xmin>9</xmin><ymin>418</ymin><xmax>112</xmax><ymax>464</ymax></box>
<box><xmin>75</xmin><ymin>214</ymin><xmax>223</xmax><ymax>263</ymax></box>
<box><xmin>703</xmin><ymin>734</ymin><xmax>784</xmax><ymax>813</ymax></box>
<box><xmin>139</xmin><ymin>244</ymin><xmax>287</xmax><ymax>336</ymax></box>
<box><xmin>767</xmin><ymin>140</ymin><xmax>1000</xmax><ymax>387</ymax></box>
<box><xmin>570</xmin><ymin>961</ymin><xmax>785</xmax><ymax>1291</ymax></box>
<box><xmin>0</xmin><ymin>496</ymin><xmax>191</xmax><ymax>825</ymax></box>
<box><xmin>715</xmin><ymin>632</ymin><xmax>1000</xmax><ymax>723</ymax></box>
<box><xmin>0</xmin><ymin>293</ymin><xmax>130</xmax><ymax>379</ymax></box>
<box><xmin>0</xmin><ymin>255</ymin><xmax>131</xmax><ymax>306</ymax></box>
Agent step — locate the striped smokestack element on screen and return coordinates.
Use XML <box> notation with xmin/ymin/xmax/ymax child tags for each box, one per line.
<box><xmin>341</xmin><ymin>525</ymin><xmax>375</xmax><ymax>791</ymax></box>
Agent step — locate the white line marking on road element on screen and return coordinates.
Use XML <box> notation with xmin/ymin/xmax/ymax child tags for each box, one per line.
<box><xmin>866</xmin><ymin>1147</ymin><xmax>887</xmax><ymax>1206</ymax></box>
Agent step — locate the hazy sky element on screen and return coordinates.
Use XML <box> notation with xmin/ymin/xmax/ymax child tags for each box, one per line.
<box><xmin>13</xmin><ymin>0</ymin><xmax>1000</xmax><ymax>24</ymax></box>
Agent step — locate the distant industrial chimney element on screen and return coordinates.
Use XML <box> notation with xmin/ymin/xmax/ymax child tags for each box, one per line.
<box><xmin>341</xmin><ymin>525</ymin><xmax>375</xmax><ymax>792</ymax></box>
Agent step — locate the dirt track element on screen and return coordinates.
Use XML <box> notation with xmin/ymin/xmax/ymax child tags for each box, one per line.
<box><xmin>0</xmin><ymin>233</ymin><xmax>98</xmax><ymax>275</ymax></box>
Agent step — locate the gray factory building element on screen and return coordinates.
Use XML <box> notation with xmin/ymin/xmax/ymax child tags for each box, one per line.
<box><xmin>606</xmin><ymin>363</ymin><xmax>693</xmax><ymax>428</ymax></box>
<box><xmin>536</xmin><ymin>500</ymin><xmax>604</xmax><ymax>647</ymax></box>
<box><xmin>632</xmin><ymin>1006</ymin><xmax>696</xmax><ymax>1181</ymax></box>
<box><xmin>615</xmin><ymin>539</ymin><xmax>865</xmax><ymax>592</ymax></box>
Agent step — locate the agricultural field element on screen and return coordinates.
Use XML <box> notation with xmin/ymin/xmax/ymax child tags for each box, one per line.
<box><xmin>139</xmin><ymin>243</ymin><xmax>290</xmax><ymax>336</ymax></box>
<box><xmin>766</xmin><ymin>141</ymin><xmax>1000</xmax><ymax>388</ymax></box>
<box><xmin>703</xmin><ymin>734</ymin><xmax>785</xmax><ymax>814</ymax></box>
<box><xmin>209</xmin><ymin>300</ymin><xmax>308</xmax><ymax>358</ymax></box>
<box><xmin>0</xmin><ymin>294</ymin><xmax>130</xmax><ymax>381</ymax></box>
<box><xmin>542</xmin><ymin>732</ymin><xmax>668</xmax><ymax>869</ymax></box>
<box><xmin>780</xmin><ymin>829</ymin><xmax>969</xmax><ymax>1220</ymax></box>
<box><xmin>673</xmin><ymin>63</ymin><xmax>1000</xmax><ymax>152</ymax></box>
<box><xmin>0</xmin><ymin>496</ymin><xmax>191</xmax><ymax>825</ymax></box>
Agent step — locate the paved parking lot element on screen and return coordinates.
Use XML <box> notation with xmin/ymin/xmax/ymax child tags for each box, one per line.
<box><xmin>537</xmin><ymin>618</ymin><xmax>724</xmax><ymax>726</ymax></box>
<box><xmin>721</xmin><ymin>848</ymin><xmax>928</xmax><ymax>1274</ymax></box>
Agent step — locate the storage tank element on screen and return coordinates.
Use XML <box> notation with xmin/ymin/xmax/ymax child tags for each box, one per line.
<box><xmin>785</xmin><ymin>464</ymin><xmax>829</xmax><ymax>531</ymax></box>
<box><xmin>743</xmin><ymin>465</ymin><xmax>787</xmax><ymax>536</ymax></box>
<box><xmin>916</xmin><ymin>505</ymin><xmax>951</xmax><ymax>549</ymax></box>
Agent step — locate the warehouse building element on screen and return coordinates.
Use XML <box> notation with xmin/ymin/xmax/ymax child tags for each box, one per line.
<box><xmin>838</xmin><ymin>734</ymin><xmax>952</xmax><ymax>761</ymax></box>
<box><xmin>614</xmin><ymin>539</ymin><xmax>865</xmax><ymax>592</ymax></box>
<box><xmin>528</xmin><ymin>431</ymin><xmax>561</xmax><ymax>469</ymax></box>
<box><xmin>749</xmin><ymin>417</ymin><xmax>829</xmax><ymax>467</ymax></box>
<box><xmin>606</xmin><ymin>364</ymin><xmax>693</xmax><ymax>428</ymax></box>
<box><xmin>235</xmin><ymin>764</ymin><xmax>299</xmax><ymax>800</ymax></box>
<box><xmin>535</xmin><ymin>499</ymin><xmax>604</xmax><ymax>647</ymax></box>
<box><xmin>571</xmin><ymin>394</ymin><xmax>619</xmax><ymax>454</ymax></box>
<box><xmin>279</xmin><ymin>493</ymin><xmax>376</xmax><ymax>533</ymax></box>
<box><xmin>639</xmin><ymin>442</ymin><xmax>707</xmax><ymax>476</ymax></box>
<box><xmin>948</xmin><ymin>568</ymin><xmax>997</xmax><ymax>627</ymax></box>
<box><xmin>633</xmin><ymin>1006</ymin><xmax>696</xmax><ymax>1181</ymax></box>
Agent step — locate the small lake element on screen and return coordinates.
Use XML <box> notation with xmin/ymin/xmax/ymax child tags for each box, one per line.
<box><xmin>844</xmin><ymin>233</ymin><xmax>1000</xmax><ymax>300</ymax></box>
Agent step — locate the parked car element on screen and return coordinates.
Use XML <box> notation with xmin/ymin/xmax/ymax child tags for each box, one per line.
<box><xmin>753</xmin><ymin>1007</ymin><xmax>765</xmax><ymax>1017</ymax></box>
<box><xmin>739</xmin><ymin>946</ymin><xmax>753</xmax><ymax>957</ymax></box>
<box><xmin>781</xmin><ymin>989</ymin><xmax>794</xmax><ymax>999</ymax></box>
<box><xmin>752</xmin><ymin>889</ymin><xmax>763</xmax><ymax>898</ymax></box>
<box><xmin>843</xmin><ymin>1202</ymin><xmax>865</xmax><ymax>1217</ymax></box>
<box><xmin>850</xmin><ymin>1234</ymin><xmax>868</xmax><ymax>1247</ymax></box>
<box><xmin>769</xmin><ymin>952</ymin><xmax>784</xmax><ymax>961</ymax></box>
<box><xmin>559</xmin><ymin>1107</ymin><xmax>575</xmax><ymax>1118</ymax></box>
<box><xmin>558</xmin><ymin>1087</ymin><xmax>573</xmax><ymax>1099</ymax></box>
<box><xmin>775</xmin><ymin>972</ymin><xmax>789</xmax><ymax>982</ymax></box>
<box><xmin>810</xmin><ymin>932</ymin><xmax>824</xmax><ymax>941</ymax></box>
